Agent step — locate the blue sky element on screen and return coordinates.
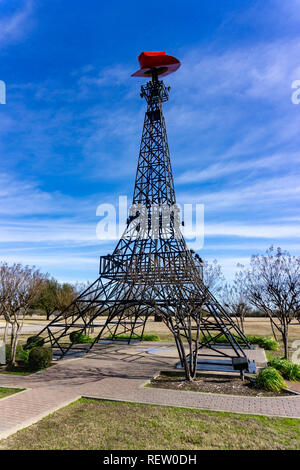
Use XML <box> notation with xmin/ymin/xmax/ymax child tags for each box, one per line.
<box><xmin>0</xmin><ymin>0</ymin><xmax>300</xmax><ymax>283</ymax></box>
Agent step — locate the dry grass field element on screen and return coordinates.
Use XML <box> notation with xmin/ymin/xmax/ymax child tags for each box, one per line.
<box><xmin>8</xmin><ymin>315</ymin><xmax>300</xmax><ymax>339</ymax></box>
<box><xmin>2</xmin><ymin>315</ymin><xmax>299</xmax><ymax>359</ymax></box>
<box><xmin>144</xmin><ymin>317</ymin><xmax>300</xmax><ymax>344</ymax></box>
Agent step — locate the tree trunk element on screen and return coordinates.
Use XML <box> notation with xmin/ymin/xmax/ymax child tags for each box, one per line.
<box><xmin>176</xmin><ymin>332</ymin><xmax>192</xmax><ymax>381</ymax></box>
<box><xmin>240</xmin><ymin>315</ymin><xmax>245</xmax><ymax>334</ymax></box>
<box><xmin>282</xmin><ymin>324</ymin><xmax>289</xmax><ymax>360</ymax></box>
<box><xmin>3</xmin><ymin>322</ymin><xmax>9</xmax><ymax>346</ymax></box>
<box><xmin>191</xmin><ymin>321</ymin><xmax>200</xmax><ymax>379</ymax></box>
<box><xmin>8</xmin><ymin>324</ymin><xmax>20</xmax><ymax>369</ymax></box>
<box><xmin>270</xmin><ymin>318</ymin><xmax>279</xmax><ymax>342</ymax></box>
<box><xmin>154</xmin><ymin>313</ymin><xmax>163</xmax><ymax>322</ymax></box>
<box><xmin>187</xmin><ymin>316</ymin><xmax>193</xmax><ymax>375</ymax></box>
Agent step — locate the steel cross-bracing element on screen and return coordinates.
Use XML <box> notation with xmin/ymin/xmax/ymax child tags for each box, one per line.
<box><xmin>36</xmin><ymin>72</ymin><xmax>255</xmax><ymax>378</ymax></box>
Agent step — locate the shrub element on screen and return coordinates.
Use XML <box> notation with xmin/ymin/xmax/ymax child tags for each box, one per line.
<box><xmin>28</xmin><ymin>347</ymin><xmax>52</xmax><ymax>371</ymax></box>
<box><xmin>256</xmin><ymin>367</ymin><xmax>286</xmax><ymax>392</ymax></box>
<box><xmin>5</xmin><ymin>344</ymin><xmax>24</xmax><ymax>363</ymax></box>
<box><xmin>17</xmin><ymin>348</ymin><xmax>30</xmax><ymax>365</ymax></box>
<box><xmin>237</xmin><ymin>335</ymin><xmax>279</xmax><ymax>350</ymax></box>
<box><xmin>69</xmin><ymin>331</ymin><xmax>93</xmax><ymax>344</ymax></box>
<box><xmin>108</xmin><ymin>333</ymin><xmax>160</xmax><ymax>342</ymax></box>
<box><xmin>268</xmin><ymin>358</ymin><xmax>300</xmax><ymax>381</ymax></box>
<box><xmin>253</xmin><ymin>337</ymin><xmax>279</xmax><ymax>351</ymax></box>
<box><xmin>206</xmin><ymin>334</ymin><xmax>279</xmax><ymax>351</ymax></box>
<box><xmin>25</xmin><ymin>335</ymin><xmax>45</xmax><ymax>350</ymax></box>
<box><xmin>141</xmin><ymin>334</ymin><xmax>160</xmax><ymax>341</ymax></box>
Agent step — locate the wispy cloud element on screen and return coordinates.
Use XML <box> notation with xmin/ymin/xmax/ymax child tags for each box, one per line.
<box><xmin>0</xmin><ymin>0</ymin><xmax>300</xmax><ymax>283</ymax></box>
<box><xmin>78</xmin><ymin>63</ymin><xmax>133</xmax><ymax>89</ymax></box>
<box><xmin>0</xmin><ymin>0</ymin><xmax>34</xmax><ymax>47</ymax></box>
<box><xmin>172</xmin><ymin>38</ymin><xmax>300</xmax><ymax>103</ymax></box>
<box><xmin>177</xmin><ymin>174</ymin><xmax>300</xmax><ymax>212</ymax></box>
<box><xmin>204</xmin><ymin>222</ymin><xmax>300</xmax><ymax>239</ymax></box>
<box><xmin>177</xmin><ymin>152</ymin><xmax>300</xmax><ymax>184</ymax></box>
<box><xmin>0</xmin><ymin>171</ymin><xmax>98</xmax><ymax>217</ymax></box>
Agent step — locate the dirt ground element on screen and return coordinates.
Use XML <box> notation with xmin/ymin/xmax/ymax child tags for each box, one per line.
<box><xmin>149</xmin><ymin>372</ymin><xmax>293</xmax><ymax>397</ymax></box>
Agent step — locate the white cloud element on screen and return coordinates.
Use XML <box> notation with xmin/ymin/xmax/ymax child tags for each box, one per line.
<box><xmin>1</xmin><ymin>10</ymin><xmax>300</xmax><ymax>282</ymax></box>
<box><xmin>172</xmin><ymin>38</ymin><xmax>300</xmax><ymax>103</ymax></box>
<box><xmin>0</xmin><ymin>0</ymin><xmax>34</xmax><ymax>46</ymax></box>
<box><xmin>0</xmin><ymin>172</ymin><xmax>93</xmax><ymax>217</ymax></box>
<box><xmin>204</xmin><ymin>222</ymin><xmax>300</xmax><ymax>239</ymax></box>
<box><xmin>177</xmin><ymin>174</ymin><xmax>300</xmax><ymax>212</ymax></box>
<box><xmin>0</xmin><ymin>219</ymin><xmax>96</xmax><ymax>243</ymax></box>
<box><xmin>199</xmin><ymin>242</ymin><xmax>300</xmax><ymax>252</ymax></box>
<box><xmin>78</xmin><ymin>63</ymin><xmax>132</xmax><ymax>89</ymax></box>
<box><xmin>177</xmin><ymin>152</ymin><xmax>300</xmax><ymax>184</ymax></box>
<box><xmin>0</xmin><ymin>253</ymin><xmax>98</xmax><ymax>267</ymax></box>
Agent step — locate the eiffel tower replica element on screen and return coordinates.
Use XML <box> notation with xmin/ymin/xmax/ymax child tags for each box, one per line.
<box><xmin>37</xmin><ymin>52</ymin><xmax>255</xmax><ymax>378</ymax></box>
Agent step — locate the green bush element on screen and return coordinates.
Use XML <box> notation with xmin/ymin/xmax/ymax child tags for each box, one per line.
<box><xmin>141</xmin><ymin>334</ymin><xmax>160</xmax><ymax>341</ymax></box>
<box><xmin>256</xmin><ymin>367</ymin><xmax>286</xmax><ymax>392</ymax></box>
<box><xmin>69</xmin><ymin>331</ymin><xmax>93</xmax><ymax>344</ymax></box>
<box><xmin>268</xmin><ymin>358</ymin><xmax>300</xmax><ymax>381</ymax></box>
<box><xmin>249</xmin><ymin>336</ymin><xmax>279</xmax><ymax>351</ymax></box>
<box><xmin>17</xmin><ymin>348</ymin><xmax>30</xmax><ymax>365</ymax></box>
<box><xmin>108</xmin><ymin>333</ymin><xmax>160</xmax><ymax>342</ymax></box>
<box><xmin>5</xmin><ymin>344</ymin><xmax>24</xmax><ymax>363</ymax></box>
<box><xmin>207</xmin><ymin>334</ymin><xmax>279</xmax><ymax>351</ymax></box>
<box><xmin>25</xmin><ymin>335</ymin><xmax>45</xmax><ymax>350</ymax></box>
<box><xmin>28</xmin><ymin>347</ymin><xmax>52</xmax><ymax>371</ymax></box>
<box><xmin>211</xmin><ymin>334</ymin><xmax>237</xmax><ymax>344</ymax></box>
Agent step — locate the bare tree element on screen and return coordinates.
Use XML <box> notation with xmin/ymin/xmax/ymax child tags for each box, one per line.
<box><xmin>222</xmin><ymin>273</ymin><xmax>251</xmax><ymax>334</ymax></box>
<box><xmin>0</xmin><ymin>263</ymin><xmax>46</xmax><ymax>369</ymax></box>
<box><xmin>202</xmin><ymin>258</ymin><xmax>225</xmax><ymax>295</ymax></box>
<box><xmin>0</xmin><ymin>265</ymin><xmax>10</xmax><ymax>346</ymax></box>
<box><xmin>153</xmin><ymin>256</ymin><xmax>224</xmax><ymax>323</ymax></box>
<box><xmin>149</xmin><ymin>252</ymin><xmax>219</xmax><ymax>381</ymax></box>
<box><xmin>74</xmin><ymin>281</ymin><xmax>98</xmax><ymax>335</ymax></box>
<box><xmin>239</xmin><ymin>246</ymin><xmax>300</xmax><ymax>359</ymax></box>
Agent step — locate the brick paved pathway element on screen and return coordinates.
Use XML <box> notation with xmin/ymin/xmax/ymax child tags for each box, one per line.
<box><xmin>0</xmin><ymin>343</ymin><xmax>299</xmax><ymax>440</ymax></box>
<box><xmin>286</xmin><ymin>381</ymin><xmax>300</xmax><ymax>393</ymax></box>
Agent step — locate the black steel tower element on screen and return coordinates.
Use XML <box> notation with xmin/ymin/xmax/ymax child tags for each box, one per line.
<box><xmin>36</xmin><ymin>59</ymin><xmax>255</xmax><ymax>378</ymax></box>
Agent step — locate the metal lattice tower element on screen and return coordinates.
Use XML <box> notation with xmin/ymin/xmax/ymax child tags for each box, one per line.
<box><xmin>36</xmin><ymin>67</ymin><xmax>255</xmax><ymax>377</ymax></box>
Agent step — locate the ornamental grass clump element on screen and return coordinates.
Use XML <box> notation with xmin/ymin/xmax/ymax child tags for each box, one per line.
<box><xmin>256</xmin><ymin>337</ymin><xmax>279</xmax><ymax>351</ymax></box>
<box><xmin>256</xmin><ymin>367</ymin><xmax>286</xmax><ymax>392</ymax></box>
<box><xmin>208</xmin><ymin>334</ymin><xmax>279</xmax><ymax>351</ymax></box>
<box><xmin>268</xmin><ymin>358</ymin><xmax>300</xmax><ymax>381</ymax></box>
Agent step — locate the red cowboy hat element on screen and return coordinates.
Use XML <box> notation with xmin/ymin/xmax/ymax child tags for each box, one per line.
<box><xmin>131</xmin><ymin>51</ymin><xmax>181</xmax><ymax>78</ymax></box>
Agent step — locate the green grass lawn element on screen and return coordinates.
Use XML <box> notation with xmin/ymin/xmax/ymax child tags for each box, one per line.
<box><xmin>0</xmin><ymin>398</ymin><xmax>299</xmax><ymax>450</ymax></box>
<box><xmin>0</xmin><ymin>368</ymin><xmax>32</xmax><ymax>376</ymax></box>
<box><xmin>0</xmin><ymin>387</ymin><xmax>24</xmax><ymax>399</ymax></box>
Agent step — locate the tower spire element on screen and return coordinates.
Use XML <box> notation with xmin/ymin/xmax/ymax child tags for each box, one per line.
<box><xmin>133</xmin><ymin>77</ymin><xmax>175</xmax><ymax>206</ymax></box>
